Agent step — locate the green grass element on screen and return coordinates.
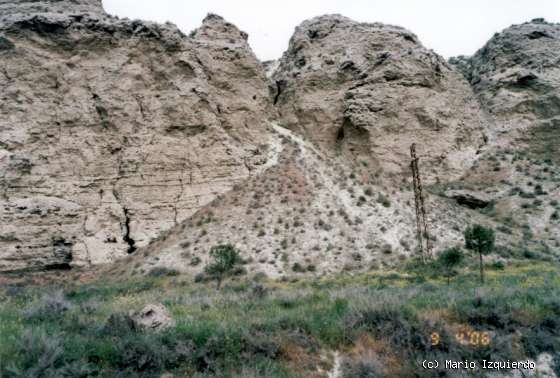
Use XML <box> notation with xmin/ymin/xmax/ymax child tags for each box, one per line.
<box><xmin>0</xmin><ymin>260</ymin><xmax>559</xmax><ymax>377</ymax></box>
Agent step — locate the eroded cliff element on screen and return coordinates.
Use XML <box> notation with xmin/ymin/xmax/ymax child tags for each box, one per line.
<box><xmin>0</xmin><ymin>2</ymin><xmax>270</xmax><ymax>271</ymax></box>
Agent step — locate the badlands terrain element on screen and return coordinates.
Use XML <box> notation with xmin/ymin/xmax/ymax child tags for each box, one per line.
<box><xmin>0</xmin><ymin>1</ymin><xmax>559</xmax><ymax>276</ymax></box>
<box><xmin>0</xmin><ymin>0</ymin><xmax>559</xmax><ymax>377</ymax></box>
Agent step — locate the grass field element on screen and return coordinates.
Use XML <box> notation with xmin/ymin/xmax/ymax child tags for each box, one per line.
<box><xmin>0</xmin><ymin>259</ymin><xmax>559</xmax><ymax>377</ymax></box>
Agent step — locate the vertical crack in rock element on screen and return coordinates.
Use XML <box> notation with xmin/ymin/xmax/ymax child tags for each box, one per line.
<box><xmin>273</xmin><ymin>80</ymin><xmax>285</xmax><ymax>105</ymax></box>
<box><xmin>81</xmin><ymin>215</ymin><xmax>92</xmax><ymax>265</ymax></box>
<box><xmin>91</xmin><ymin>92</ymin><xmax>112</xmax><ymax>129</ymax></box>
<box><xmin>0</xmin><ymin>6</ymin><xmax>273</xmax><ymax>272</ymax></box>
<box><xmin>336</xmin><ymin>127</ymin><xmax>345</xmax><ymax>142</ymax></box>
<box><xmin>123</xmin><ymin>208</ymin><xmax>137</xmax><ymax>254</ymax></box>
<box><xmin>112</xmin><ymin>186</ymin><xmax>137</xmax><ymax>254</ymax></box>
<box><xmin>1</xmin><ymin>181</ymin><xmax>8</xmax><ymax>201</ymax></box>
<box><xmin>134</xmin><ymin>95</ymin><xmax>147</xmax><ymax>120</ymax></box>
<box><xmin>2</xmin><ymin>67</ymin><xmax>12</xmax><ymax>82</ymax></box>
<box><xmin>174</xmin><ymin>163</ymin><xmax>187</xmax><ymax>225</ymax></box>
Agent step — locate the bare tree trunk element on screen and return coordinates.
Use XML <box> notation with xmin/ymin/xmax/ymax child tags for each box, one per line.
<box><xmin>216</xmin><ymin>275</ymin><xmax>222</xmax><ymax>290</ymax></box>
<box><xmin>479</xmin><ymin>252</ymin><xmax>484</xmax><ymax>284</ymax></box>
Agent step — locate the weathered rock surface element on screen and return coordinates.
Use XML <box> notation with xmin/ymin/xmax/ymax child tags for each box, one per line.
<box><xmin>127</xmin><ymin>16</ymin><xmax>559</xmax><ymax>278</ymax></box>
<box><xmin>0</xmin><ymin>0</ymin><xmax>104</xmax><ymax>22</ymax></box>
<box><xmin>0</xmin><ymin>2</ymin><xmax>270</xmax><ymax>271</ymax></box>
<box><xmin>131</xmin><ymin>303</ymin><xmax>175</xmax><ymax>331</ymax></box>
<box><xmin>462</xmin><ymin>19</ymin><xmax>560</xmax><ymax>154</ymax></box>
<box><xmin>444</xmin><ymin>189</ymin><xmax>494</xmax><ymax>209</ymax></box>
<box><xmin>272</xmin><ymin>15</ymin><xmax>489</xmax><ymax>182</ymax></box>
<box><xmin>1</xmin><ymin>3</ymin><xmax>559</xmax><ymax>275</ymax></box>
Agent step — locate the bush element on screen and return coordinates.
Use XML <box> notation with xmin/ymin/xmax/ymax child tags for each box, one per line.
<box><xmin>534</xmin><ymin>184</ymin><xmax>545</xmax><ymax>195</ymax></box>
<box><xmin>190</xmin><ymin>257</ymin><xmax>202</xmax><ymax>266</ymax></box>
<box><xmin>148</xmin><ymin>267</ymin><xmax>180</xmax><ymax>277</ymax></box>
<box><xmin>102</xmin><ymin>313</ymin><xmax>137</xmax><ymax>337</ymax></box>
<box><xmin>204</xmin><ymin>244</ymin><xmax>243</xmax><ymax>290</ymax></box>
<box><xmin>344</xmin><ymin>305</ymin><xmax>436</xmax><ymax>356</ymax></box>
<box><xmin>24</xmin><ymin>290</ymin><xmax>72</xmax><ymax>322</ymax></box>
<box><xmin>491</xmin><ymin>261</ymin><xmax>505</xmax><ymax>270</ymax></box>
<box><xmin>522</xmin><ymin>317</ymin><xmax>560</xmax><ymax>358</ymax></box>
<box><xmin>249</xmin><ymin>285</ymin><xmax>268</xmax><ymax>300</ymax></box>
<box><xmin>437</xmin><ymin>247</ymin><xmax>464</xmax><ymax>284</ymax></box>
<box><xmin>292</xmin><ymin>263</ymin><xmax>305</xmax><ymax>273</ymax></box>
<box><xmin>92</xmin><ymin>331</ymin><xmax>195</xmax><ymax>374</ymax></box>
<box><xmin>341</xmin><ymin>355</ymin><xmax>385</xmax><ymax>378</ymax></box>
<box><xmin>2</xmin><ymin>330</ymin><xmax>95</xmax><ymax>377</ymax></box>
<box><xmin>523</xmin><ymin>249</ymin><xmax>537</xmax><ymax>259</ymax></box>
<box><xmin>376</xmin><ymin>194</ymin><xmax>391</xmax><ymax>208</ymax></box>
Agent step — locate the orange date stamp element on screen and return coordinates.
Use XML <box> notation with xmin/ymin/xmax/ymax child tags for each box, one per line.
<box><xmin>430</xmin><ymin>330</ymin><xmax>491</xmax><ymax>348</ymax></box>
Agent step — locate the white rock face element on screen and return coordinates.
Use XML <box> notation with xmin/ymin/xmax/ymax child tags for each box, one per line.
<box><xmin>0</xmin><ymin>4</ymin><xmax>270</xmax><ymax>271</ymax></box>
<box><xmin>0</xmin><ymin>0</ymin><xmax>104</xmax><ymax>22</ymax></box>
<box><xmin>124</xmin><ymin>15</ymin><xmax>559</xmax><ymax>279</ymax></box>
<box><xmin>272</xmin><ymin>15</ymin><xmax>489</xmax><ymax>183</ymax></box>
<box><xmin>468</xmin><ymin>18</ymin><xmax>560</xmax><ymax>146</ymax></box>
<box><xmin>1</xmin><ymin>6</ymin><xmax>559</xmax><ymax>274</ymax></box>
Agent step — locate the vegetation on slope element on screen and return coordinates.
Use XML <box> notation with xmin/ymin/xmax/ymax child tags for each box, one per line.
<box><xmin>0</xmin><ymin>260</ymin><xmax>559</xmax><ymax>377</ymax></box>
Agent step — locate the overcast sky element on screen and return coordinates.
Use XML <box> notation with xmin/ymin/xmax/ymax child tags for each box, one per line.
<box><xmin>103</xmin><ymin>0</ymin><xmax>560</xmax><ymax>61</ymax></box>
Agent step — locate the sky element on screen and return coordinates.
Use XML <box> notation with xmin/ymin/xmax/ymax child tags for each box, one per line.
<box><xmin>103</xmin><ymin>0</ymin><xmax>560</xmax><ymax>61</ymax></box>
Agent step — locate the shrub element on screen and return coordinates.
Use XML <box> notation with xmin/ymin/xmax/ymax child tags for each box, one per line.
<box><xmin>497</xmin><ymin>225</ymin><xmax>512</xmax><ymax>235</ymax></box>
<box><xmin>344</xmin><ymin>305</ymin><xmax>434</xmax><ymax>356</ymax></box>
<box><xmin>523</xmin><ymin>249</ymin><xmax>537</xmax><ymax>259</ymax></box>
<box><xmin>204</xmin><ymin>244</ymin><xmax>243</xmax><ymax>290</ymax></box>
<box><xmin>376</xmin><ymin>194</ymin><xmax>391</xmax><ymax>208</ymax></box>
<box><xmin>534</xmin><ymin>184</ymin><xmax>545</xmax><ymax>195</ymax></box>
<box><xmin>341</xmin><ymin>355</ymin><xmax>385</xmax><ymax>378</ymax></box>
<box><xmin>249</xmin><ymin>285</ymin><xmax>268</xmax><ymax>300</ymax></box>
<box><xmin>102</xmin><ymin>313</ymin><xmax>137</xmax><ymax>337</ymax></box>
<box><xmin>491</xmin><ymin>261</ymin><xmax>505</xmax><ymax>270</ymax></box>
<box><xmin>522</xmin><ymin>316</ymin><xmax>560</xmax><ymax>358</ymax></box>
<box><xmin>2</xmin><ymin>330</ymin><xmax>94</xmax><ymax>377</ymax></box>
<box><xmin>190</xmin><ymin>256</ymin><xmax>202</xmax><ymax>266</ymax></box>
<box><xmin>464</xmin><ymin>224</ymin><xmax>495</xmax><ymax>283</ymax></box>
<box><xmin>24</xmin><ymin>290</ymin><xmax>72</xmax><ymax>322</ymax></box>
<box><xmin>148</xmin><ymin>267</ymin><xmax>180</xmax><ymax>277</ymax></box>
<box><xmin>437</xmin><ymin>247</ymin><xmax>464</xmax><ymax>284</ymax></box>
<box><xmin>292</xmin><ymin>263</ymin><xmax>305</xmax><ymax>273</ymax></box>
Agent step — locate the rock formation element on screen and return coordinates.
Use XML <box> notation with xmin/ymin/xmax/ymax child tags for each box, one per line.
<box><xmin>1</xmin><ymin>2</ymin><xmax>559</xmax><ymax>275</ymax></box>
<box><xmin>0</xmin><ymin>1</ymin><xmax>270</xmax><ymax>271</ymax></box>
<box><xmin>272</xmin><ymin>15</ymin><xmax>489</xmax><ymax>182</ymax></box>
<box><xmin>131</xmin><ymin>303</ymin><xmax>175</xmax><ymax>331</ymax></box>
<box><xmin>455</xmin><ymin>18</ymin><xmax>560</xmax><ymax>160</ymax></box>
<box><xmin>128</xmin><ymin>16</ymin><xmax>559</xmax><ymax>278</ymax></box>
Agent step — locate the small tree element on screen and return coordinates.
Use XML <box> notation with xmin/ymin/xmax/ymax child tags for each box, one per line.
<box><xmin>464</xmin><ymin>225</ymin><xmax>495</xmax><ymax>284</ymax></box>
<box><xmin>438</xmin><ymin>247</ymin><xmax>464</xmax><ymax>285</ymax></box>
<box><xmin>204</xmin><ymin>244</ymin><xmax>242</xmax><ymax>290</ymax></box>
